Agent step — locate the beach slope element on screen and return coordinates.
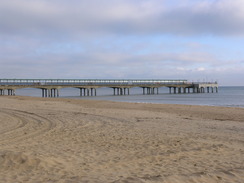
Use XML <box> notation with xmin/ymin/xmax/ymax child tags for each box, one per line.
<box><xmin>0</xmin><ymin>96</ymin><xmax>244</xmax><ymax>183</ymax></box>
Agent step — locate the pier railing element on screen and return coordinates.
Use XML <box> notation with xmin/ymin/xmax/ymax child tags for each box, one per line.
<box><xmin>0</xmin><ymin>79</ymin><xmax>188</xmax><ymax>86</ymax></box>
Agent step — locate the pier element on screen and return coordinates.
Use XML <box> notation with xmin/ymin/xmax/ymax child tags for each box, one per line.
<box><xmin>0</xmin><ymin>79</ymin><xmax>218</xmax><ymax>97</ymax></box>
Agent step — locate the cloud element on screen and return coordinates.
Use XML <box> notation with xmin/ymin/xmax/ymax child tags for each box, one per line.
<box><xmin>1</xmin><ymin>0</ymin><xmax>244</xmax><ymax>85</ymax></box>
<box><xmin>1</xmin><ymin>0</ymin><xmax>244</xmax><ymax>37</ymax></box>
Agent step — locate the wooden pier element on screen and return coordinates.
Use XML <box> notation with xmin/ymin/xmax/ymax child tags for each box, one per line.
<box><xmin>0</xmin><ymin>79</ymin><xmax>218</xmax><ymax>97</ymax></box>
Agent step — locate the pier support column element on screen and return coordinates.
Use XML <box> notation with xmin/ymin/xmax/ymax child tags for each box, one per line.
<box><xmin>43</xmin><ymin>89</ymin><xmax>48</xmax><ymax>97</ymax></box>
<box><xmin>12</xmin><ymin>89</ymin><xmax>16</xmax><ymax>96</ymax></box>
<box><xmin>80</xmin><ymin>88</ymin><xmax>83</xmax><ymax>97</ymax></box>
<box><xmin>52</xmin><ymin>89</ymin><xmax>56</xmax><ymax>97</ymax></box>
<box><xmin>57</xmin><ymin>89</ymin><xmax>59</xmax><ymax>97</ymax></box>
<box><xmin>48</xmin><ymin>89</ymin><xmax>51</xmax><ymax>97</ymax></box>
<box><xmin>91</xmin><ymin>88</ymin><xmax>93</xmax><ymax>96</ymax></box>
<box><xmin>121</xmin><ymin>88</ymin><xmax>124</xmax><ymax>95</ymax></box>
<box><xmin>169</xmin><ymin>87</ymin><xmax>172</xmax><ymax>94</ymax></box>
<box><xmin>178</xmin><ymin>87</ymin><xmax>181</xmax><ymax>94</ymax></box>
<box><xmin>0</xmin><ymin>89</ymin><xmax>5</xmax><ymax>95</ymax></box>
<box><xmin>82</xmin><ymin>88</ymin><xmax>86</xmax><ymax>96</ymax></box>
<box><xmin>42</xmin><ymin>89</ymin><xmax>46</xmax><ymax>97</ymax></box>
<box><xmin>81</xmin><ymin>88</ymin><xmax>84</xmax><ymax>96</ymax></box>
<box><xmin>195</xmin><ymin>87</ymin><xmax>198</xmax><ymax>93</ymax></box>
<box><xmin>91</xmin><ymin>88</ymin><xmax>96</xmax><ymax>96</ymax></box>
<box><xmin>50</xmin><ymin>89</ymin><xmax>53</xmax><ymax>97</ymax></box>
<box><xmin>41</xmin><ymin>88</ymin><xmax>59</xmax><ymax>98</ymax></box>
<box><xmin>7</xmin><ymin>89</ymin><xmax>15</xmax><ymax>96</ymax></box>
<box><xmin>45</xmin><ymin>89</ymin><xmax>48</xmax><ymax>97</ymax></box>
<box><xmin>174</xmin><ymin>87</ymin><xmax>177</xmax><ymax>94</ymax></box>
<box><xmin>90</xmin><ymin>88</ymin><xmax>93</xmax><ymax>96</ymax></box>
<box><xmin>147</xmin><ymin>87</ymin><xmax>151</xmax><ymax>95</ymax></box>
<box><xmin>202</xmin><ymin>87</ymin><xmax>205</xmax><ymax>93</ymax></box>
<box><xmin>83</xmin><ymin>88</ymin><xmax>86</xmax><ymax>96</ymax></box>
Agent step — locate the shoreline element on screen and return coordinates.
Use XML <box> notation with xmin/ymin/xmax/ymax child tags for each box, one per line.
<box><xmin>4</xmin><ymin>85</ymin><xmax>244</xmax><ymax>108</ymax></box>
<box><xmin>73</xmin><ymin>97</ymin><xmax>244</xmax><ymax>109</ymax></box>
<box><xmin>1</xmin><ymin>96</ymin><xmax>244</xmax><ymax>182</ymax></box>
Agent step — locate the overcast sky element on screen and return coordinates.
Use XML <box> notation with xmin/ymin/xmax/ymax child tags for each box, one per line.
<box><xmin>1</xmin><ymin>0</ymin><xmax>244</xmax><ymax>86</ymax></box>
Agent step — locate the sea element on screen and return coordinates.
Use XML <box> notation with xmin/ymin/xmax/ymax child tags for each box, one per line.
<box><xmin>14</xmin><ymin>86</ymin><xmax>244</xmax><ymax>108</ymax></box>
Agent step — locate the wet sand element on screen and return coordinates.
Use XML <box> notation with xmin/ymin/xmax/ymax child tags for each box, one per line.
<box><xmin>0</xmin><ymin>96</ymin><xmax>244</xmax><ymax>183</ymax></box>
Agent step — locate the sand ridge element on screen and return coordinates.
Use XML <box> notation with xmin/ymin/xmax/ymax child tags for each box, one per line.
<box><xmin>0</xmin><ymin>96</ymin><xmax>244</xmax><ymax>182</ymax></box>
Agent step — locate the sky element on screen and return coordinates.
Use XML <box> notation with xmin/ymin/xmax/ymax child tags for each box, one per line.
<box><xmin>1</xmin><ymin>0</ymin><xmax>244</xmax><ymax>86</ymax></box>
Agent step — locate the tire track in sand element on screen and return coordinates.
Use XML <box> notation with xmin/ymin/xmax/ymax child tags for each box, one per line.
<box><xmin>0</xmin><ymin>108</ymin><xmax>56</xmax><ymax>146</ymax></box>
<box><xmin>0</xmin><ymin>110</ymin><xmax>28</xmax><ymax>134</ymax></box>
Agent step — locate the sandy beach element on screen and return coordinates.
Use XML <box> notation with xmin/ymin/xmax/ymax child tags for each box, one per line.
<box><xmin>0</xmin><ymin>96</ymin><xmax>244</xmax><ymax>183</ymax></box>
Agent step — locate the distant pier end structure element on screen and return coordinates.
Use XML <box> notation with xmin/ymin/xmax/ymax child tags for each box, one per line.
<box><xmin>0</xmin><ymin>79</ymin><xmax>218</xmax><ymax>97</ymax></box>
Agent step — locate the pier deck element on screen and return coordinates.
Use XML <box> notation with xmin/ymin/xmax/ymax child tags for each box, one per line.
<box><xmin>0</xmin><ymin>79</ymin><xmax>218</xmax><ymax>97</ymax></box>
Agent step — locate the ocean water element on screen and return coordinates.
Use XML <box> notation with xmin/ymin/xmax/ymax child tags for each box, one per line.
<box><xmin>13</xmin><ymin>86</ymin><xmax>244</xmax><ymax>108</ymax></box>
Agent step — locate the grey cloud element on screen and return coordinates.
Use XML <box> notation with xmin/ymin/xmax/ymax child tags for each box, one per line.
<box><xmin>1</xmin><ymin>0</ymin><xmax>244</xmax><ymax>37</ymax></box>
<box><xmin>1</xmin><ymin>0</ymin><xmax>244</xmax><ymax>85</ymax></box>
